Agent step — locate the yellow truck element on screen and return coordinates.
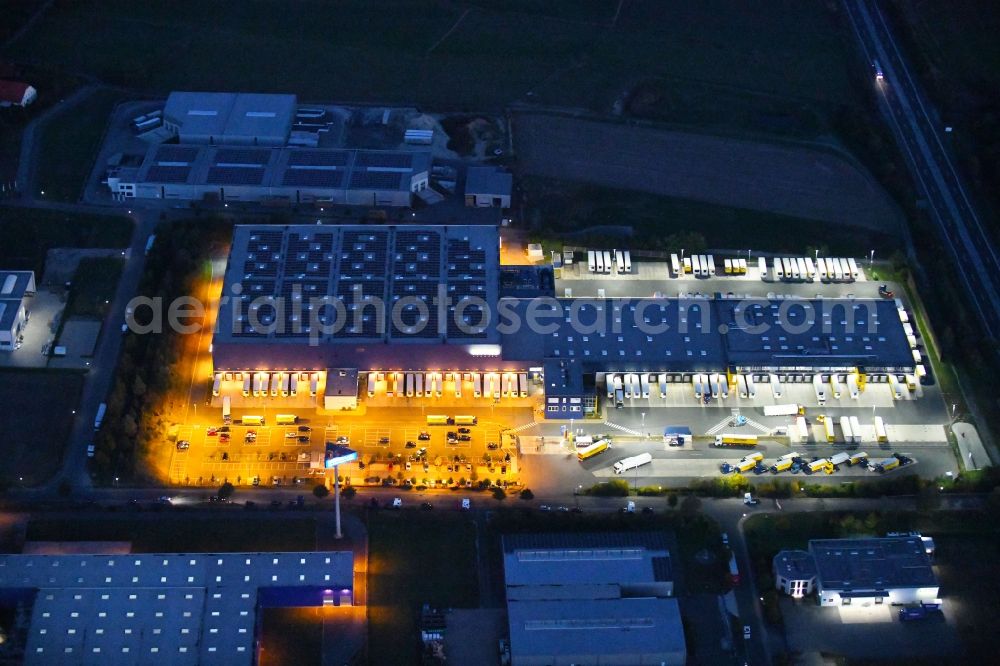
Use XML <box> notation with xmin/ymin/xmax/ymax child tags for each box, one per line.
<box><xmin>807</xmin><ymin>459</ymin><xmax>834</xmax><ymax>474</ymax></box>
<box><xmin>736</xmin><ymin>452</ymin><xmax>765</xmax><ymax>473</ymax></box>
<box><xmin>770</xmin><ymin>458</ymin><xmax>794</xmax><ymax>473</ymax></box>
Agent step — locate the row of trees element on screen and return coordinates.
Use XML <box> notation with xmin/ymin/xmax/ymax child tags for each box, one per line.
<box><xmin>91</xmin><ymin>218</ymin><xmax>231</xmax><ymax>483</ymax></box>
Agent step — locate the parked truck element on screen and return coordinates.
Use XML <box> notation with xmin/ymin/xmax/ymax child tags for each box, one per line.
<box><xmin>874</xmin><ymin>416</ymin><xmax>888</xmax><ymax>442</ymax></box>
<box><xmin>839</xmin><ymin>416</ymin><xmax>853</xmax><ymax>443</ymax></box>
<box><xmin>763</xmin><ymin>403</ymin><xmax>802</xmax><ymax>417</ymax></box>
<box><xmin>770</xmin><ymin>458</ymin><xmax>794</xmax><ymax>473</ymax></box>
<box><xmin>849</xmin><ymin>416</ymin><xmax>863</xmax><ymax>443</ymax></box>
<box><xmin>94</xmin><ymin>403</ymin><xmax>107</xmax><ymax>430</ymax></box>
<box><xmin>872</xmin><ymin>457</ymin><xmax>900</xmax><ymax>473</ymax></box>
<box><xmin>807</xmin><ymin>459</ymin><xmax>834</xmax><ymax>474</ymax></box>
<box><xmin>812</xmin><ymin>375</ymin><xmax>827</xmax><ymax>404</ymax></box>
<box><xmin>848</xmin><ymin>451</ymin><xmax>869</xmax><ymax>466</ymax></box>
<box><xmin>828</xmin><ymin>452</ymin><xmax>851</xmax><ymax>467</ymax></box>
<box><xmin>735</xmin><ymin>452</ymin><xmax>765</xmax><ymax>473</ymax></box>
<box><xmin>613</xmin><ymin>452</ymin><xmax>653</xmax><ymax>475</ymax></box>
<box><xmin>714</xmin><ymin>434</ymin><xmax>759</xmax><ymax>447</ymax></box>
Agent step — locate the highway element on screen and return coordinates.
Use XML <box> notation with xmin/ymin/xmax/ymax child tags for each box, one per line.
<box><xmin>843</xmin><ymin>0</ymin><xmax>1000</xmax><ymax>338</ymax></box>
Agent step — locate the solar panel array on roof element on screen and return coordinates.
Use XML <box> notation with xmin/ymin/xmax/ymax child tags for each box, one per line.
<box><xmin>236</xmin><ymin>231</ymin><xmax>284</xmax><ymax>336</ymax></box>
<box><xmin>335</xmin><ymin>230</ymin><xmax>388</xmax><ymax>338</ymax></box>
<box><xmin>207</xmin><ymin>166</ymin><xmax>265</xmax><ymax>185</ymax></box>
<box><xmin>213</xmin><ymin>148</ymin><xmax>271</xmax><ymax>165</ymax></box>
<box><xmin>287</xmin><ymin>150</ymin><xmax>349</xmax><ymax>167</ymax></box>
<box><xmin>145</xmin><ymin>165</ymin><xmax>190</xmax><ymax>183</ymax></box>
<box><xmin>281</xmin><ymin>168</ymin><xmax>344</xmax><ymax>188</ymax></box>
<box><xmin>446</xmin><ymin>238</ymin><xmax>490</xmax><ymax>339</ymax></box>
<box><xmin>154</xmin><ymin>145</ymin><xmax>199</xmax><ymax>163</ymax></box>
<box><xmin>349</xmin><ymin>170</ymin><xmax>402</xmax><ymax>189</ymax></box>
<box><xmin>355</xmin><ymin>152</ymin><xmax>412</xmax><ymax>168</ymax></box>
<box><xmin>278</xmin><ymin>231</ymin><xmax>336</xmax><ymax>337</ymax></box>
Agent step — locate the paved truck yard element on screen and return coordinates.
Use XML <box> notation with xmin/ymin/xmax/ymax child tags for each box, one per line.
<box><xmin>147</xmin><ymin>226</ymin><xmax>957</xmax><ymax>497</ymax></box>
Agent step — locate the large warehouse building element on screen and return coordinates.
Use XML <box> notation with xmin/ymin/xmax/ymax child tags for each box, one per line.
<box><xmin>0</xmin><ymin>550</ymin><xmax>353</xmax><ymax>665</ymax></box>
<box><xmin>107</xmin><ymin>91</ymin><xmax>431</xmax><ymax>205</ymax></box>
<box><xmin>773</xmin><ymin>534</ymin><xmax>938</xmax><ymax>606</ymax></box>
<box><xmin>108</xmin><ymin>144</ymin><xmax>430</xmax><ymax>206</ymax></box>
<box><xmin>502</xmin><ymin>532</ymin><xmax>685</xmax><ymax>666</ymax></box>
<box><xmin>211</xmin><ymin>224</ymin><xmax>917</xmax><ymax>415</ymax></box>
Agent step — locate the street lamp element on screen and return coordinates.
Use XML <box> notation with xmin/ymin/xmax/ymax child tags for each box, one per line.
<box><xmin>324</xmin><ymin>444</ymin><xmax>358</xmax><ymax>539</ymax></box>
<box><xmin>641</xmin><ymin>412</ymin><xmax>646</xmax><ymax>438</ymax></box>
<box><xmin>869</xmin><ymin>250</ymin><xmax>875</xmax><ymax>266</ymax></box>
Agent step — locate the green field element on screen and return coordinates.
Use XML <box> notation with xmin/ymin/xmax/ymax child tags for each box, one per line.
<box><xmin>34</xmin><ymin>88</ymin><xmax>129</xmax><ymax>202</ymax></box>
<box><xmin>0</xmin><ymin>371</ymin><xmax>83</xmax><ymax>487</ymax></box>
<box><xmin>25</xmin><ymin>515</ymin><xmax>320</xmax><ymax>552</ymax></box>
<box><xmin>522</xmin><ymin>177</ymin><xmax>901</xmax><ymax>256</ymax></box>
<box><xmin>65</xmin><ymin>256</ymin><xmax>125</xmax><ymax>319</ymax></box>
<box><xmin>0</xmin><ymin>207</ymin><xmax>132</xmax><ymax>274</ymax></box>
<box><xmin>367</xmin><ymin>511</ymin><xmax>479</xmax><ymax>666</ymax></box>
<box><xmin>3</xmin><ymin>0</ymin><xmax>860</xmax><ymax>140</ymax></box>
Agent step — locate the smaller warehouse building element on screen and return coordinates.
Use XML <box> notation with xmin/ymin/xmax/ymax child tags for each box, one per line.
<box><xmin>0</xmin><ymin>270</ymin><xmax>36</xmax><ymax>352</ymax></box>
<box><xmin>503</xmin><ymin>532</ymin><xmax>685</xmax><ymax>666</ymax></box>
<box><xmin>774</xmin><ymin>535</ymin><xmax>938</xmax><ymax>607</ymax></box>
<box><xmin>162</xmin><ymin>91</ymin><xmax>296</xmax><ymax>146</ymax></box>
<box><xmin>465</xmin><ymin>166</ymin><xmax>512</xmax><ymax>208</ymax></box>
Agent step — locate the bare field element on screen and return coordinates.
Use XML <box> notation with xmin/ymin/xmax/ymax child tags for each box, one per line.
<box><xmin>513</xmin><ymin>113</ymin><xmax>902</xmax><ymax>232</ymax></box>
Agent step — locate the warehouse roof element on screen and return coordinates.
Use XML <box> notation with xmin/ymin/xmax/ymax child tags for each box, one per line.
<box><xmin>503</xmin><ymin>532</ymin><xmax>672</xmax><ymax>588</ymax></box>
<box><xmin>466</xmin><ymin>166</ymin><xmax>512</xmax><ymax>196</ymax></box>
<box><xmin>0</xmin><ymin>551</ymin><xmax>353</xmax><ymax>666</ymax></box>
<box><xmin>224</xmin><ymin>93</ymin><xmax>296</xmax><ymax>142</ymax></box>
<box><xmin>0</xmin><ymin>270</ymin><xmax>35</xmax><ymax>330</ymax></box>
<box><xmin>215</xmin><ymin>224</ymin><xmax>499</xmax><ymax>347</ymax></box>
<box><xmin>809</xmin><ymin>536</ymin><xmax>937</xmax><ymax>592</ymax></box>
<box><xmin>507</xmin><ymin>597</ymin><xmax>685</xmax><ymax>663</ymax></box>
<box><xmin>163</xmin><ymin>91</ymin><xmax>296</xmax><ymax>144</ymax></box>
<box><xmin>132</xmin><ymin>144</ymin><xmax>430</xmax><ymax>193</ymax></box>
<box><xmin>500</xmin><ymin>297</ymin><xmax>914</xmax><ymax>372</ymax></box>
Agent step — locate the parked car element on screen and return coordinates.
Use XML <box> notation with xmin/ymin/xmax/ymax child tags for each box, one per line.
<box><xmin>461</xmin><ymin>498</ymin><xmax>471</xmax><ymax>511</ymax></box>
<box><xmin>206</xmin><ymin>427</ymin><xmax>218</xmax><ymax>436</ymax></box>
<box><xmin>721</xmin><ymin>532</ymin><xmax>729</xmax><ymax>547</ymax></box>
<box><xmin>458</xmin><ymin>427</ymin><xmax>472</xmax><ymax>434</ymax></box>
<box><xmin>405</xmin><ymin>441</ymin><xmax>416</xmax><ymax>448</ymax></box>
<box><xmin>176</xmin><ymin>440</ymin><xmax>190</xmax><ymax>451</ymax></box>
<box><xmin>86</xmin><ymin>443</ymin><xmax>95</xmax><ymax>458</ymax></box>
<box><xmin>298</xmin><ymin>425</ymin><xmax>311</xmax><ymax>432</ymax></box>
<box><xmin>418</xmin><ymin>432</ymin><xmax>431</xmax><ymax>441</ymax></box>
<box><xmin>743</xmin><ymin>625</ymin><xmax>751</xmax><ymax>640</ymax></box>
<box><xmin>379</xmin><ymin>436</ymin><xmax>390</xmax><ymax>444</ymax></box>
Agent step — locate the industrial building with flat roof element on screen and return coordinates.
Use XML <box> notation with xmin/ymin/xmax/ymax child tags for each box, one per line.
<box><xmin>209</xmin><ymin>224</ymin><xmax>917</xmax><ymax>414</ymax></box>
<box><xmin>108</xmin><ymin>144</ymin><xmax>431</xmax><ymax>206</ymax></box>
<box><xmin>502</xmin><ymin>532</ymin><xmax>685</xmax><ymax>666</ymax></box>
<box><xmin>162</xmin><ymin>91</ymin><xmax>297</xmax><ymax>146</ymax></box>
<box><xmin>213</xmin><ymin>224</ymin><xmax>500</xmax><ymax>372</ymax></box>
<box><xmin>773</xmin><ymin>535</ymin><xmax>938</xmax><ymax>606</ymax></box>
<box><xmin>0</xmin><ymin>550</ymin><xmax>353</xmax><ymax>666</ymax></box>
<box><xmin>0</xmin><ymin>270</ymin><xmax>35</xmax><ymax>352</ymax></box>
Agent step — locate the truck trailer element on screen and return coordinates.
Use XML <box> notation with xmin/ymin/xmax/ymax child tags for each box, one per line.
<box><xmin>613</xmin><ymin>452</ymin><xmax>653</xmax><ymax>475</ymax></box>
<box><xmin>763</xmin><ymin>403</ymin><xmax>801</xmax><ymax>417</ymax></box>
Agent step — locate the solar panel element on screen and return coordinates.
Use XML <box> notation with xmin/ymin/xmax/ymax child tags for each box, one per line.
<box><xmin>207</xmin><ymin>166</ymin><xmax>265</xmax><ymax>185</ymax></box>
<box><xmin>349</xmin><ymin>171</ymin><xmax>402</xmax><ymax>189</ymax></box>
<box><xmin>354</xmin><ymin>152</ymin><xmax>412</xmax><ymax>168</ymax></box>
<box><xmin>144</xmin><ymin>165</ymin><xmax>190</xmax><ymax>183</ymax></box>
<box><xmin>154</xmin><ymin>145</ymin><xmax>199</xmax><ymax>163</ymax></box>
<box><xmin>214</xmin><ymin>148</ymin><xmax>270</xmax><ymax>165</ymax></box>
<box><xmin>282</xmin><ymin>169</ymin><xmax>343</xmax><ymax>188</ymax></box>
<box><xmin>287</xmin><ymin>150</ymin><xmax>349</xmax><ymax>167</ymax></box>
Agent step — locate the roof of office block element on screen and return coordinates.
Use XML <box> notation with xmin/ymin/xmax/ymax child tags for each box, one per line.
<box><xmin>0</xmin><ymin>551</ymin><xmax>353</xmax><ymax>666</ymax></box>
<box><xmin>0</xmin><ymin>270</ymin><xmax>35</xmax><ymax>330</ymax></box>
<box><xmin>215</xmin><ymin>224</ymin><xmax>499</xmax><ymax>347</ymax></box>
<box><xmin>133</xmin><ymin>144</ymin><xmax>431</xmax><ymax>192</ymax></box>
<box><xmin>809</xmin><ymin>536</ymin><xmax>937</xmax><ymax>592</ymax></box>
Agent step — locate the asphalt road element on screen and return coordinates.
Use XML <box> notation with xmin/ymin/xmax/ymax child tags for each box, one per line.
<box><xmin>843</xmin><ymin>0</ymin><xmax>1000</xmax><ymax>338</ymax></box>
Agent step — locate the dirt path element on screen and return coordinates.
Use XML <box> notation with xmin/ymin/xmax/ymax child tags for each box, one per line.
<box><xmin>512</xmin><ymin>112</ymin><xmax>902</xmax><ymax>231</ymax></box>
